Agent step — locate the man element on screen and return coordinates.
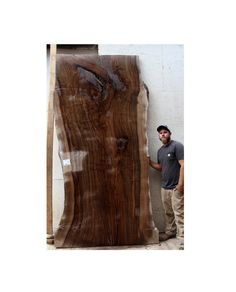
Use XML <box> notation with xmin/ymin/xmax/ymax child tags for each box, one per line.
<box><xmin>149</xmin><ymin>125</ymin><xmax>184</xmax><ymax>249</ymax></box>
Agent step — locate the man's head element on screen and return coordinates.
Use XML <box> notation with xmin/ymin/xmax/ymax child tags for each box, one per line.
<box><xmin>157</xmin><ymin>125</ymin><xmax>171</xmax><ymax>145</ymax></box>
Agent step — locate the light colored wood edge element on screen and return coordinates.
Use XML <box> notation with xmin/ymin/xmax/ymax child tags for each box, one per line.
<box><xmin>136</xmin><ymin>57</ymin><xmax>159</xmax><ymax>244</ymax></box>
<box><xmin>47</xmin><ymin>44</ymin><xmax>57</xmax><ymax>237</ymax></box>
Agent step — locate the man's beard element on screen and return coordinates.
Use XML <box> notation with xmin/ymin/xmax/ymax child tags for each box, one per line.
<box><xmin>160</xmin><ymin>136</ymin><xmax>170</xmax><ymax>144</ymax></box>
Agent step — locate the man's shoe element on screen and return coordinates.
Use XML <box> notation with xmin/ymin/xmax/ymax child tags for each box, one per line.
<box><xmin>159</xmin><ymin>233</ymin><xmax>176</xmax><ymax>242</ymax></box>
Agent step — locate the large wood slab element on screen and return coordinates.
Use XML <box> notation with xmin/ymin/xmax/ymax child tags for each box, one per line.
<box><xmin>53</xmin><ymin>55</ymin><xmax>159</xmax><ymax>247</ymax></box>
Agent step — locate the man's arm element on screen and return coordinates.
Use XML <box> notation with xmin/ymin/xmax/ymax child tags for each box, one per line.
<box><xmin>175</xmin><ymin>159</ymin><xmax>184</xmax><ymax>193</ymax></box>
<box><xmin>148</xmin><ymin>157</ymin><xmax>162</xmax><ymax>171</ymax></box>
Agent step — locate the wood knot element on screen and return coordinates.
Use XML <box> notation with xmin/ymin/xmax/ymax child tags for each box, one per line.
<box><xmin>117</xmin><ymin>137</ymin><xmax>128</xmax><ymax>151</ymax></box>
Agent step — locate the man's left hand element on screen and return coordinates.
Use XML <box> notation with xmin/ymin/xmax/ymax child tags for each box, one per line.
<box><xmin>175</xmin><ymin>184</ymin><xmax>184</xmax><ymax>193</ymax></box>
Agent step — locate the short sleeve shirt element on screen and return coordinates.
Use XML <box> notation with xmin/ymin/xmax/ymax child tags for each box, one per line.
<box><xmin>157</xmin><ymin>140</ymin><xmax>184</xmax><ymax>189</ymax></box>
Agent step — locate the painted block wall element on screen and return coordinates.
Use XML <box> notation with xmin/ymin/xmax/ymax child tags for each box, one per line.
<box><xmin>50</xmin><ymin>44</ymin><xmax>184</xmax><ymax>234</ymax></box>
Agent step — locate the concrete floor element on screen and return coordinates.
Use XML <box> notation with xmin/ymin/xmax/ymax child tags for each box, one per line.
<box><xmin>47</xmin><ymin>237</ymin><xmax>182</xmax><ymax>250</ymax></box>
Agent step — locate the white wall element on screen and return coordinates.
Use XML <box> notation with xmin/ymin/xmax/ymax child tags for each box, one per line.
<box><xmin>50</xmin><ymin>44</ymin><xmax>184</xmax><ymax>233</ymax></box>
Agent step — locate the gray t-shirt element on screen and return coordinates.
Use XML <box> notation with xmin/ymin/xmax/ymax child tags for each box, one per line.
<box><xmin>157</xmin><ymin>140</ymin><xmax>184</xmax><ymax>189</ymax></box>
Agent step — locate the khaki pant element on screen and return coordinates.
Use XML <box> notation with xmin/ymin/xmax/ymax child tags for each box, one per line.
<box><xmin>161</xmin><ymin>188</ymin><xmax>184</xmax><ymax>244</ymax></box>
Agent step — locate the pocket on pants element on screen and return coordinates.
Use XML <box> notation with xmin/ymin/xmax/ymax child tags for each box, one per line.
<box><xmin>173</xmin><ymin>189</ymin><xmax>184</xmax><ymax>197</ymax></box>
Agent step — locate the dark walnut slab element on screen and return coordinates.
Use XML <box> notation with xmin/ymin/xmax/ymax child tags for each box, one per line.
<box><xmin>53</xmin><ymin>55</ymin><xmax>159</xmax><ymax>247</ymax></box>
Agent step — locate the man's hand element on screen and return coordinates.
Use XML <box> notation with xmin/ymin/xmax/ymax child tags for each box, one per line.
<box><xmin>148</xmin><ymin>156</ymin><xmax>162</xmax><ymax>171</ymax></box>
<box><xmin>175</xmin><ymin>184</ymin><xmax>184</xmax><ymax>193</ymax></box>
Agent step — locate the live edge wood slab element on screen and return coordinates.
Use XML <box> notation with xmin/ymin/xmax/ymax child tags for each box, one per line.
<box><xmin>53</xmin><ymin>55</ymin><xmax>159</xmax><ymax>247</ymax></box>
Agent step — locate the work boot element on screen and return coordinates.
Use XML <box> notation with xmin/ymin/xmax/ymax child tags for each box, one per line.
<box><xmin>159</xmin><ymin>232</ymin><xmax>176</xmax><ymax>241</ymax></box>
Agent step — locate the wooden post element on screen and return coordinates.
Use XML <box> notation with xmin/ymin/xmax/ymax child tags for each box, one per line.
<box><xmin>47</xmin><ymin>44</ymin><xmax>57</xmax><ymax>244</ymax></box>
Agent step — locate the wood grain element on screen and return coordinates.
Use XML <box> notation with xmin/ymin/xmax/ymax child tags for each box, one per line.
<box><xmin>53</xmin><ymin>55</ymin><xmax>159</xmax><ymax>247</ymax></box>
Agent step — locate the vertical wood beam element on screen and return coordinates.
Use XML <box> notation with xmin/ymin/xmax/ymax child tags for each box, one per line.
<box><xmin>47</xmin><ymin>44</ymin><xmax>57</xmax><ymax>243</ymax></box>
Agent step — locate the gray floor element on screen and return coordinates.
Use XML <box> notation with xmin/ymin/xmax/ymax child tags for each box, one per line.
<box><xmin>47</xmin><ymin>237</ymin><xmax>182</xmax><ymax>250</ymax></box>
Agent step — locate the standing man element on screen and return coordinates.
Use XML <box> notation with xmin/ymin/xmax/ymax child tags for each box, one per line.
<box><xmin>149</xmin><ymin>125</ymin><xmax>184</xmax><ymax>249</ymax></box>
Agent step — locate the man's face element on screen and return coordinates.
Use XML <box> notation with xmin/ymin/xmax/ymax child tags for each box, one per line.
<box><xmin>159</xmin><ymin>130</ymin><xmax>171</xmax><ymax>144</ymax></box>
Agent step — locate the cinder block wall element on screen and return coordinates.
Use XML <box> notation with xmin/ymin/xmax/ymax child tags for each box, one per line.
<box><xmin>49</xmin><ymin>44</ymin><xmax>184</xmax><ymax>234</ymax></box>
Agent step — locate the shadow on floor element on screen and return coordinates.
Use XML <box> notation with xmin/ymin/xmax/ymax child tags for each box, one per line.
<box><xmin>47</xmin><ymin>238</ymin><xmax>182</xmax><ymax>250</ymax></box>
